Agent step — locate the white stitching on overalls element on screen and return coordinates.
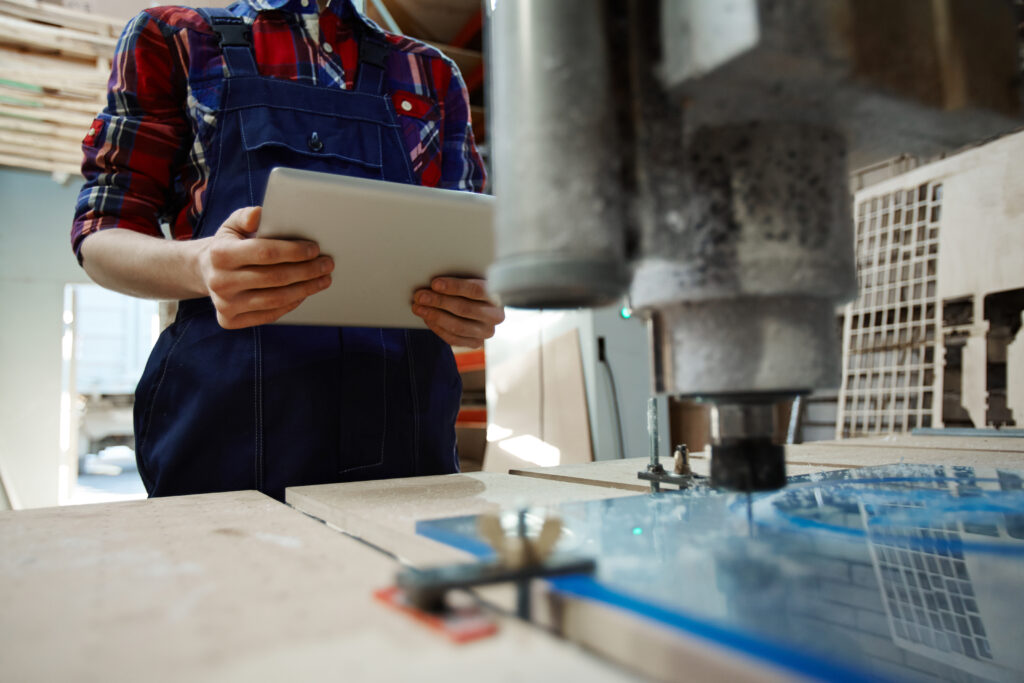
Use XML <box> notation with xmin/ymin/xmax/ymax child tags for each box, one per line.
<box><xmin>138</xmin><ymin>317</ymin><xmax>195</xmax><ymax>456</ymax></box>
<box><xmin>236</xmin><ymin>102</ymin><xmax>256</xmax><ymax>206</ymax></box>
<box><xmin>339</xmin><ymin>329</ymin><xmax>387</xmax><ymax>474</ymax></box>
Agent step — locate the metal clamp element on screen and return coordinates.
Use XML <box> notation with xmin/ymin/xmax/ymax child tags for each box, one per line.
<box><xmin>638</xmin><ymin>397</ymin><xmax>703</xmax><ymax>492</ymax></box>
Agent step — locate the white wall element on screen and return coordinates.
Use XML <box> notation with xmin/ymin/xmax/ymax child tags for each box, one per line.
<box><xmin>0</xmin><ymin>168</ymin><xmax>91</xmax><ymax>508</ymax></box>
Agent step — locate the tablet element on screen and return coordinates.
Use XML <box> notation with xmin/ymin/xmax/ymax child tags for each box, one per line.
<box><xmin>258</xmin><ymin>167</ymin><xmax>494</xmax><ymax>328</ymax></box>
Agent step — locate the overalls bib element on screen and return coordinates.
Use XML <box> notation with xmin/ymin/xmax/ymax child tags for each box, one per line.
<box><xmin>133</xmin><ymin>8</ymin><xmax>462</xmax><ymax>500</ymax></box>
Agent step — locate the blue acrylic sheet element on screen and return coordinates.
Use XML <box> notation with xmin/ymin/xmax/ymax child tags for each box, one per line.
<box><xmin>417</xmin><ymin>464</ymin><xmax>1024</xmax><ymax>682</ymax></box>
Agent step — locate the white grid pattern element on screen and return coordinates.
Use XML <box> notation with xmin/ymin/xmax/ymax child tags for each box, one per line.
<box><xmin>862</xmin><ymin>468</ymin><xmax>1019</xmax><ymax>679</ymax></box>
<box><xmin>865</xmin><ymin>501</ymin><xmax>992</xmax><ymax>662</ymax></box>
<box><xmin>838</xmin><ymin>183</ymin><xmax>943</xmax><ymax>437</ymax></box>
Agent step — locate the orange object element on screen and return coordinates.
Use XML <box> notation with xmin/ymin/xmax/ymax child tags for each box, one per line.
<box><xmin>373</xmin><ymin>586</ymin><xmax>498</xmax><ymax>643</ymax></box>
<box><xmin>456</xmin><ymin>408</ymin><xmax>487</xmax><ymax>426</ymax></box>
<box><xmin>454</xmin><ymin>348</ymin><xmax>485</xmax><ymax>372</ymax></box>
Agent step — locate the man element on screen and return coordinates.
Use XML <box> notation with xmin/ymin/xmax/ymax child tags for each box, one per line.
<box><xmin>71</xmin><ymin>0</ymin><xmax>503</xmax><ymax>500</ymax></box>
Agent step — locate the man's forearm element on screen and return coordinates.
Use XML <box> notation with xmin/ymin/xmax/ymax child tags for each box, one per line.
<box><xmin>79</xmin><ymin>229</ymin><xmax>208</xmax><ymax>301</ymax></box>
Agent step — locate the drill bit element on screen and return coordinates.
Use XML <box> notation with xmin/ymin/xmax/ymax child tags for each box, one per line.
<box><xmin>746</xmin><ymin>491</ymin><xmax>753</xmax><ymax>537</ymax></box>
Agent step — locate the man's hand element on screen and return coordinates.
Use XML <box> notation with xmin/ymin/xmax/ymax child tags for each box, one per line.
<box><xmin>197</xmin><ymin>206</ymin><xmax>334</xmax><ymax>329</ymax></box>
<box><xmin>412</xmin><ymin>277</ymin><xmax>505</xmax><ymax>349</ymax></box>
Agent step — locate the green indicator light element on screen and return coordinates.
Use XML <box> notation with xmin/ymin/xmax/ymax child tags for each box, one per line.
<box><xmin>632</xmin><ymin>526</ymin><xmax>643</xmax><ymax>536</ymax></box>
<box><xmin>620</xmin><ymin>306</ymin><xmax>632</xmax><ymax>320</ymax></box>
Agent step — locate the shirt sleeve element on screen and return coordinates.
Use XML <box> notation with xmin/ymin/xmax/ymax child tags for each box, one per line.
<box><xmin>438</xmin><ymin>61</ymin><xmax>487</xmax><ymax>194</ymax></box>
<box><xmin>71</xmin><ymin>10</ymin><xmax>191</xmax><ymax>262</ymax></box>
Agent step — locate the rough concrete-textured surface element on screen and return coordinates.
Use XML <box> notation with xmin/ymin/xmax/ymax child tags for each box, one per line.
<box><xmin>0</xmin><ymin>491</ymin><xmax>636</xmax><ymax>683</ymax></box>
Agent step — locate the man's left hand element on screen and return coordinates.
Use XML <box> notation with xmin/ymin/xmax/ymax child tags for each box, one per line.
<box><xmin>412</xmin><ymin>277</ymin><xmax>505</xmax><ymax>349</ymax></box>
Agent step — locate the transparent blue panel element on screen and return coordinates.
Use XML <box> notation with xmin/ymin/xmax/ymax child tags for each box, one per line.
<box><xmin>418</xmin><ymin>465</ymin><xmax>1024</xmax><ymax>682</ymax></box>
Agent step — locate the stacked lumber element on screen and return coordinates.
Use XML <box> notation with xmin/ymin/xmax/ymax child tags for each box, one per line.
<box><xmin>0</xmin><ymin>0</ymin><xmax>486</xmax><ymax>177</ymax></box>
<box><xmin>0</xmin><ymin>0</ymin><xmax>119</xmax><ymax>177</ymax></box>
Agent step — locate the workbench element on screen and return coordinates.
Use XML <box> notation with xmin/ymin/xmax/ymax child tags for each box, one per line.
<box><xmin>0</xmin><ymin>490</ymin><xmax>632</xmax><ymax>682</ymax></box>
<box><xmin>2</xmin><ymin>436</ymin><xmax>1022</xmax><ymax>682</ymax></box>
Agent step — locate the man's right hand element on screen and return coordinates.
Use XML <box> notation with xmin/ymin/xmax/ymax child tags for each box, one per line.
<box><xmin>197</xmin><ymin>206</ymin><xmax>334</xmax><ymax>329</ymax></box>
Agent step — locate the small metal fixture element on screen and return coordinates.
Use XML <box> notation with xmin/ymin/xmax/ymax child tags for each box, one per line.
<box><xmin>637</xmin><ymin>398</ymin><xmax>701</xmax><ymax>492</ymax></box>
<box><xmin>307</xmin><ymin>131</ymin><xmax>324</xmax><ymax>152</ymax></box>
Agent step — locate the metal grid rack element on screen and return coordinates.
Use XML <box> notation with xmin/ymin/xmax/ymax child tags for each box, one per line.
<box><xmin>838</xmin><ymin>182</ymin><xmax>944</xmax><ymax>438</ymax></box>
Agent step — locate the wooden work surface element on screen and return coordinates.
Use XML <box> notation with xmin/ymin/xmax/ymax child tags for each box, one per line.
<box><xmin>284</xmin><ymin>471</ymin><xmax>794</xmax><ymax>683</ymax></box>
<box><xmin>286</xmin><ymin>471</ymin><xmax>637</xmax><ymax>566</ymax></box>
<box><xmin>0</xmin><ymin>490</ymin><xmax>635</xmax><ymax>683</ymax></box>
<box><xmin>509</xmin><ymin>457</ymin><xmax>842</xmax><ymax>493</ymax></box>
<box><xmin>508</xmin><ymin>437</ymin><xmax>1024</xmax><ymax>492</ymax></box>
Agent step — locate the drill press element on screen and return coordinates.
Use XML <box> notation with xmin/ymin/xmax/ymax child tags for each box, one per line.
<box><xmin>486</xmin><ymin>0</ymin><xmax>1023</xmax><ymax>491</ymax></box>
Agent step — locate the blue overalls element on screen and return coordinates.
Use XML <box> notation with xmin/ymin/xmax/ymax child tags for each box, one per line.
<box><xmin>133</xmin><ymin>8</ymin><xmax>462</xmax><ymax>500</ymax></box>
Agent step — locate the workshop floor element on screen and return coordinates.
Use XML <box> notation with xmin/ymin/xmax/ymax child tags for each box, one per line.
<box><xmin>70</xmin><ymin>471</ymin><xmax>146</xmax><ymax>505</ymax></box>
<box><xmin>68</xmin><ymin>447</ymin><xmax>147</xmax><ymax>505</ymax></box>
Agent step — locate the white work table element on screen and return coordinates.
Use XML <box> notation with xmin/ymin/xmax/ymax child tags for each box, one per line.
<box><xmin>0</xmin><ymin>490</ymin><xmax>637</xmax><ymax>683</ymax></box>
<box><xmin>5</xmin><ymin>437</ymin><xmax>1019</xmax><ymax>682</ymax></box>
<box><xmin>507</xmin><ymin>437</ymin><xmax>1024</xmax><ymax>492</ymax></box>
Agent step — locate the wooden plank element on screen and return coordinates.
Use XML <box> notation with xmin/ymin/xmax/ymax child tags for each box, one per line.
<box><xmin>546</xmin><ymin>594</ymin><xmax>794</xmax><ymax>683</ymax></box>
<box><xmin>386</xmin><ymin>0</ymin><xmax>480</xmax><ymax>45</ymax></box>
<box><xmin>509</xmin><ymin>456</ymin><xmax>846</xmax><ymax>493</ymax></box>
<box><xmin>782</xmin><ymin>444</ymin><xmax>1024</xmax><ymax>469</ymax></box>
<box><xmin>425</xmin><ymin>40</ymin><xmax>481</xmax><ymax>79</ymax></box>
<box><xmin>0</xmin><ymin>113</ymin><xmax>85</xmax><ymax>139</ymax></box>
<box><xmin>0</xmin><ymin>82</ymin><xmax>100</xmax><ymax>113</ymax></box>
<box><xmin>0</xmin><ymin>137</ymin><xmax>78</xmax><ymax>161</ymax></box>
<box><xmin>0</xmin><ymin>70</ymin><xmax>105</xmax><ymax>98</ymax></box>
<box><xmin>0</xmin><ymin>15</ymin><xmax>115</xmax><ymax>60</ymax></box>
<box><xmin>810</xmin><ymin>435</ymin><xmax>1024</xmax><ymax>453</ymax></box>
<box><xmin>0</xmin><ymin>140</ymin><xmax>79</xmax><ymax>162</ymax></box>
<box><xmin>0</xmin><ymin>46</ymin><xmax>107</xmax><ymax>74</ymax></box>
<box><xmin>484</xmin><ymin>327</ymin><xmax>593</xmax><ymax>474</ymax></box>
<box><xmin>448</xmin><ymin>7</ymin><xmax>481</xmax><ymax>49</ymax></box>
<box><xmin>0</xmin><ymin>70</ymin><xmax>106</xmax><ymax>98</ymax></box>
<box><xmin>286</xmin><ymin>472</ymin><xmax>636</xmax><ymax>567</ymax></box>
<box><xmin>373</xmin><ymin>0</ymin><xmax>435</xmax><ymax>41</ymax></box>
<box><xmin>0</xmin><ymin>0</ymin><xmax>123</xmax><ymax>35</ymax></box>
<box><xmin>0</xmin><ymin>490</ymin><xmax>632</xmax><ymax>682</ymax></box>
<box><xmin>507</xmin><ymin>436</ymin><xmax>1024</xmax><ymax>492</ymax></box>
<box><xmin>0</xmin><ymin>150</ymin><xmax>79</xmax><ymax>174</ymax></box>
<box><xmin>0</xmin><ymin>101</ymin><xmax>92</xmax><ymax>126</ymax></box>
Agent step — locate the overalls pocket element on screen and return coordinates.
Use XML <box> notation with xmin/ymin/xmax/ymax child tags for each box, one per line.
<box><xmin>337</xmin><ymin>327</ymin><xmax>405</xmax><ymax>476</ymax></box>
<box><xmin>134</xmin><ymin>314</ymin><xmax>261</xmax><ymax>495</ymax></box>
<box><xmin>237</xmin><ymin>105</ymin><xmax>383</xmax><ymax>202</ymax></box>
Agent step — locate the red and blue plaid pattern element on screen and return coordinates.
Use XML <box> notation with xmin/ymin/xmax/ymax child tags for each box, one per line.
<box><xmin>72</xmin><ymin>0</ymin><xmax>485</xmax><ymax>258</ymax></box>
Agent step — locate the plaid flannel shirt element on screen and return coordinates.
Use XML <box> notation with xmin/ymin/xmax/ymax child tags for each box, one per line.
<box><xmin>72</xmin><ymin>0</ymin><xmax>485</xmax><ymax>259</ymax></box>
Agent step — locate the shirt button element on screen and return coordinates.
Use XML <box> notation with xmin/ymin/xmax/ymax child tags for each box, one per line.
<box><xmin>323</xmin><ymin>42</ymin><xmax>333</xmax><ymax>53</ymax></box>
<box><xmin>400</xmin><ymin>100</ymin><xmax>413</xmax><ymax>112</ymax></box>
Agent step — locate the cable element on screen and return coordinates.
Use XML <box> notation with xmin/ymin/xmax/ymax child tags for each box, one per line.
<box><xmin>597</xmin><ymin>336</ymin><xmax>627</xmax><ymax>460</ymax></box>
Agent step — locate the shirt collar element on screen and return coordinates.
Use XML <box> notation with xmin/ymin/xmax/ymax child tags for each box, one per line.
<box><xmin>234</xmin><ymin>0</ymin><xmax>379</xmax><ymax>33</ymax></box>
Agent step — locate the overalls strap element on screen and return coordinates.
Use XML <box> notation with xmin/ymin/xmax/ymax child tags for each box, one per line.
<box><xmin>355</xmin><ymin>35</ymin><xmax>389</xmax><ymax>95</ymax></box>
<box><xmin>196</xmin><ymin>7</ymin><xmax>259</xmax><ymax>77</ymax></box>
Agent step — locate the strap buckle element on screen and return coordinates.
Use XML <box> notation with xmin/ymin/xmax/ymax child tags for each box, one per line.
<box><xmin>210</xmin><ymin>16</ymin><xmax>252</xmax><ymax>48</ymax></box>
